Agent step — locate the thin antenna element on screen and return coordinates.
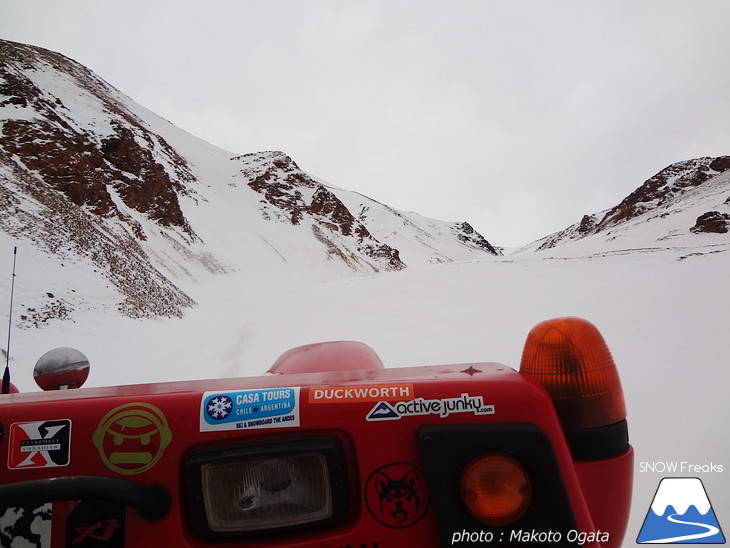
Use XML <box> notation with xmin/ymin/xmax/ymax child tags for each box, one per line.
<box><xmin>3</xmin><ymin>246</ymin><xmax>17</xmax><ymax>394</ymax></box>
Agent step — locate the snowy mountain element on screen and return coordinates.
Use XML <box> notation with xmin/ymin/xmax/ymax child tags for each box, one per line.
<box><xmin>0</xmin><ymin>39</ymin><xmax>498</xmax><ymax>322</ymax></box>
<box><xmin>651</xmin><ymin>478</ymin><xmax>713</xmax><ymax>516</ymax></box>
<box><xmin>518</xmin><ymin>155</ymin><xmax>730</xmax><ymax>256</ymax></box>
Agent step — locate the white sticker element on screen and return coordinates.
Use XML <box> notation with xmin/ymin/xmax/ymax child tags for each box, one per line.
<box><xmin>367</xmin><ymin>393</ymin><xmax>495</xmax><ymax>421</ymax></box>
<box><xmin>200</xmin><ymin>387</ymin><xmax>300</xmax><ymax>432</ymax></box>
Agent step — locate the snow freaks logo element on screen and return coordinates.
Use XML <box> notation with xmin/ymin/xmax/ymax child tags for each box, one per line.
<box><xmin>637</xmin><ymin>478</ymin><xmax>726</xmax><ymax>544</ymax></box>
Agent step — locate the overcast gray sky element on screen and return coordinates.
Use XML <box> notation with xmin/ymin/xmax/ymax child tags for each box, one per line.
<box><xmin>3</xmin><ymin>0</ymin><xmax>729</xmax><ymax>246</ymax></box>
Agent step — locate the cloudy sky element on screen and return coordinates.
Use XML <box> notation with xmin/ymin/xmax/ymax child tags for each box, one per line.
<box><xmin>3</xmin><ymin>1</ymin><xmax>729</xmax><ymax>246</ymax></box>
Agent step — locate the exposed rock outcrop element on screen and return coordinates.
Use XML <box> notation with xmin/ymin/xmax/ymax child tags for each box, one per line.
<box><xmin>691</xmin><ymin>211</ymin><xmax>730</xmax><ymax>234</ymax></box>
<box><xmin>595</xmin><ymin>156</ymin><xmax>730</xmax><ymax>231</ymax></box>
<box><xmin>239</xmin><ymin>151</ymin><xmax>405</xmax><ymax>271</ymax></box>
<box><xmin>1</xmin><ymin>39</ymin><xmax>198</xmax><ymax>317</ymax></box>
<box><xmin>453</xmin><ymin>222</ymin><xmax>499</xmax><ymax>255</ymax></box>
<box><xmin>534</xmin><ymin>156</ymin><xmax>730</xmax><ymax>251</ymax></box>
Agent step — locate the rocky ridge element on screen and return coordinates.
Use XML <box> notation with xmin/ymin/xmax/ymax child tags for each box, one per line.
<box><xmin>0</xmin><ymin>39</ymin><xmax>500</xmax><ymax>323</ymax></box>
<box><xmin>534</xmin><ymin>156</ymin><xmax>730</xmax><ymax>251</ymax></box>
<box><xmin>235</xmin><ymin>151</ymin><xmax>405</xmax><ymax>271</ymax></box>
<box><xmin>0</xmin><ymin>40</ymin><xmax>198</xmax><ymax>318</ymax></box>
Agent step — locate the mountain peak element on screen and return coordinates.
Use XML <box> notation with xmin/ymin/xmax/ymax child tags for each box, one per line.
<box><xmin>1</xmin><ymin>39</ymin><xmax>499</xmax><ymax>322</ymax></box>
<box><xmin>1</xmin><ymin>39</ymin><xmax>198</xmax><ymax>237</ymax></box>
<box><xmin>528</xmin><ymin>155</ymin><xmax>730</xmax><ymax>254</ymax></box>
<box><xmin>596</xmin><ymin>156</ymin><xmax>730</xmax><ymax>231</ymax></box>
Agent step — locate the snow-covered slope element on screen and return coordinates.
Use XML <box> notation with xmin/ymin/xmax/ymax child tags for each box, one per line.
<box><xmin>5</xmin><ymin>230</ymin><xmax>728</xmax><ymax>548</ymax></box>
<box><xmin>517</xmin><ymin>156</ymin><xmax>730</xmax><ymax>258</ymax></box>
<box><xmin>0</xmin><ymin>39</ymin><xmax>499</xmax><ymax>323</ymax></box>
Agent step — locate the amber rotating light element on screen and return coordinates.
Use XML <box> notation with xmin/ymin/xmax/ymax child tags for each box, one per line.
<box><xmin>519</xmin><ymin>317</ymin><xmax>626</xmax><ymax>430</ymax></box>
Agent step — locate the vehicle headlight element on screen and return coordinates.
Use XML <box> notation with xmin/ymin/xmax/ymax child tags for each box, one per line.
<box><xmin>186</xmin><ymin>437</ymin><xmax>348</xmax><ymax>539</ymax></box>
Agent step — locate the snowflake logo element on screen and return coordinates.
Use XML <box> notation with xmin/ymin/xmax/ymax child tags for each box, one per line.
<box><xmin>206</xmin><ymin>395</ymin><xmax>233</xmax><ymax>420</ymax></box>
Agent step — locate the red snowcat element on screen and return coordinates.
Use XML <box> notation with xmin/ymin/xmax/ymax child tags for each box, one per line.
<box><xmin>0</xmin><ymin>317</ymin><xmax>632</xmax><ymax>547</ymax></box>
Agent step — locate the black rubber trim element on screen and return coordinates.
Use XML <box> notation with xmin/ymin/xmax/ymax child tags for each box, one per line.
<box><xmin>0</xmin><ymin>476</ymin><xmax>171</xmax><ymax>521</ymax></box>
<box><xmin>564</xmin><ymin>419</ymin><xmax>629</xmax><ymax>462</ymax></box>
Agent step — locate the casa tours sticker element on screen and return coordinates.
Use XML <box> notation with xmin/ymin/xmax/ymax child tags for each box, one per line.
<box><xmin>200</xmin><ymin>387</ymin><xmax>300</xmax><ymax>432</ymax></box>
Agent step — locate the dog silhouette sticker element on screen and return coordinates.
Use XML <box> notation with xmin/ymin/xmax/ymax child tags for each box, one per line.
<box><xmin>365</xmin><ymin>462</ymin><xmax>429</xmax><ymax>528</ymax></box>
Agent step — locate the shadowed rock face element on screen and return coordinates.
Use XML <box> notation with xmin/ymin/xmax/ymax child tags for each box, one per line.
<box><xmin>242</xmin><ymin>151</ymin><xmax>406</xmax><ymax>271</ymax></box>
<box><xmin>595</xmin><ymin>156</ymin><xmax>730</xmax><ymax>231</ymax></box>
<box><xmin>0</xmin><ymin>39</ymin><xmax>197</xmax><ymax>318</ymax></box>
<box><xmin>0</xmin><ymin>40</ymin><xmax>196</xmax><ymax>236</ymax></box>
<box><xmin>535</xmin><ymin>155</ymin><xmax>730</xmax><ymax>251</ymax></box>
<box><xmin>454</xmin><ymin>221</ymin><xmax>499</xmax><ymax>255</ymax></box>
<box><xmin>691</xmin><ymin>211</ymin><xmax>729</xmax><ymax>234</ymax></box>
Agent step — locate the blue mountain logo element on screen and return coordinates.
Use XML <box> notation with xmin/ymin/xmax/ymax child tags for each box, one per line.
<box><xmin>366</xmin><ymin>401</ymin><xmax>399</xmax><ymax>421</ymax></box>
<box><xmin>638</xmin><ymin>478</ymin><xmax>725</xmax><ymax>544</ymax></box>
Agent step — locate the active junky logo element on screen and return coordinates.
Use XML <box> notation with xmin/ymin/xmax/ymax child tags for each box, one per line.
<box><xmin>366</xmin><ymin>393</ymin><xmax>494</xmax><ymax>422</ymax></box>
<box><xmin>637</xmin><ymin>477</ymin><xmax>725</xmax><ymax>544</ymax></box>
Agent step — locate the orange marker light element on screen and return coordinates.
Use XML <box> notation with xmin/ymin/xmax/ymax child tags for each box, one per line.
<box><xmin>519</xmin><ymin>317</ymin><xmax>626</xmax><ymax>429</ymax></box>
<box><xmin>459</xmin><ymin>454</ymin><xmax>532</xmax><ymax>526</ymax></box>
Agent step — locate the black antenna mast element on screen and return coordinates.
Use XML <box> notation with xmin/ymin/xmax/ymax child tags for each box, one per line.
<box><xmin>3</xmin><ymin>246</ymin><xmax>17</xmax><ymax>394</ymax></box>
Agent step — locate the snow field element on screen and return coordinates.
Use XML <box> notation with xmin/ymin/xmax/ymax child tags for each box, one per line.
<box><xmin>4</xmin><ymin>244</ymin><xmax>727</xmax><ymax>547</ymax></box>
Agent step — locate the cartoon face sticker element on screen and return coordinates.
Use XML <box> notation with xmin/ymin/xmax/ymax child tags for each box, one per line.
<box><xmin>92</xmin><ymin>402</ymin><xmax>172</xmax><ymax>475</ymax></box>
<box><xmin>365</xmin><ymin>462</ymin><xmax>429</xmax><ymax>529</ymax></box>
